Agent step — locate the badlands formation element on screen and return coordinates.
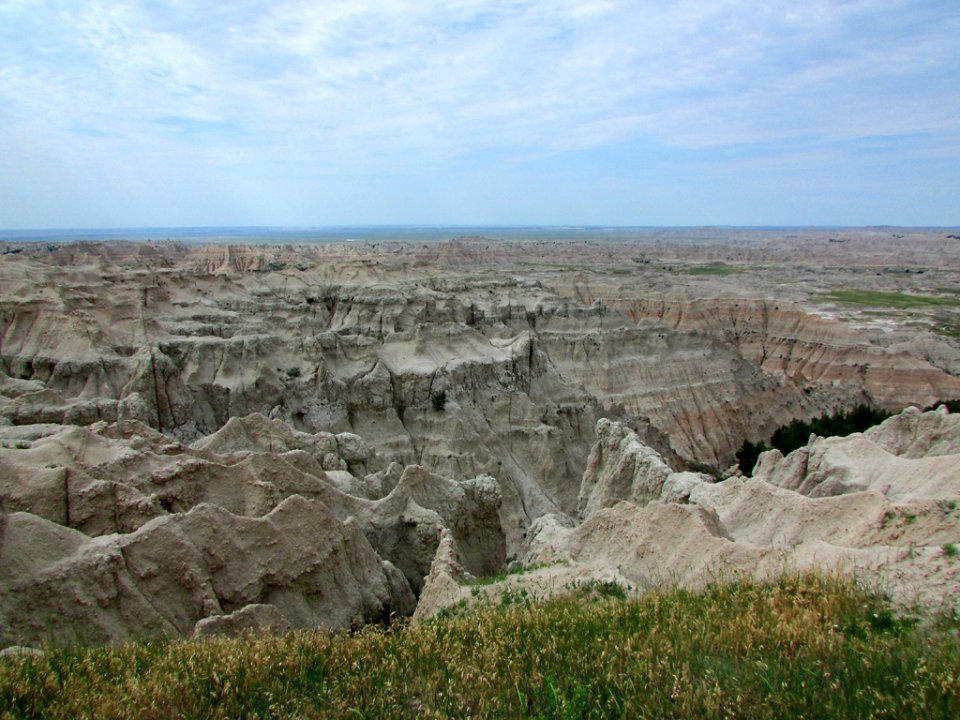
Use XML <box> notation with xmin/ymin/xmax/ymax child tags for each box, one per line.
<box><xmin>2</xmin><ymin>228</ymin><xmax>960</xmax><ymax>647</ymax></box>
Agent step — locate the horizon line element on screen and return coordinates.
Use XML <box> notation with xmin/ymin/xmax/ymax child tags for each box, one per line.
<box><xmin>3</xmin><ymin>223</ymin><xmax>960</xmax><ymax>234</ymax></box>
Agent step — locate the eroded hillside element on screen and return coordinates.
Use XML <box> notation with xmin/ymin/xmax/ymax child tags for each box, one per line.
<box><xmin>2</xmin><ymin>230</ymin><xmax>960</xmax><ymax>646</ymax></box>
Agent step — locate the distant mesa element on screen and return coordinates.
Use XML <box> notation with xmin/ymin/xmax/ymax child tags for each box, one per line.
<box><xmin>451</xmin><ymin>235</ymin><xmax>495</xmax><ymax>243</ymax></box>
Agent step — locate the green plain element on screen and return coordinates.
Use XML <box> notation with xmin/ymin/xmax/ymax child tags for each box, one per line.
<box><xmin>819</xmin><ymin>289</ymin><xmax>960</xmax><ymax>309</ymax></box>
<box><xmin>681</xmin><ymin>264</ymin><xmax>743</xmax><ymax>276</ymax></box>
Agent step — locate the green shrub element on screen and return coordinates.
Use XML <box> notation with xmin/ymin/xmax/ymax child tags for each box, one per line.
<box><xmin>737</xmin><ymin>404</ymin><xmax>892</xmax><ymax>474</ymax></box>
<box><xmin>431</xmin><ymin>389</ymin><xmax>447</xmax><ymax>412</ymax></box>
<box><xmin>735</xmin><ymin>439</ymin><xmax>771</xmax><ymax>475</ymax></box>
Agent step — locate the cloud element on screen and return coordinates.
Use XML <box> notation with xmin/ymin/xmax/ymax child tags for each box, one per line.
<box><xmin>0</xmin><ymin>0</ymin><xmax>957</xmax><ymax>225</ymax></box>
<box><xmin>153</xmin><ymin>116</ymin><xmax>242</xmax><ymax>138</ymax></box>
<box><xmin>69</xmin><ymin>125</ymin><xmax>117</xmax><ymax>139</ymax></box>
<box><xmin>5</xmin><ymin>1</ymin><xmax>959</xmax><ymax>152</ymax></box>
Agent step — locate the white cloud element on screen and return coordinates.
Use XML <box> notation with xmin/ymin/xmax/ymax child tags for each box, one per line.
<box><xmin>0</xmin><ymin>0</ymin><xmax>957</xmax><ymax>225</ymax></box>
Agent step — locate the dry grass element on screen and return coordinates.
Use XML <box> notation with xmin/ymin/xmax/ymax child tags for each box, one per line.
<box><xmin>2</xmin><ymin>573</ymin><xmax>959</xmax><ymax>719</ymax></box>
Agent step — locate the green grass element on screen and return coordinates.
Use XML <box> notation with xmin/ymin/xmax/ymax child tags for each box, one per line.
<box><xmin>463</xmin><ymin>561</ymin><xmax>559</xmax><ymax>587</ymax></box>
<box><xmin>935</xmin><ymin>325</ymin><xmax>960</xmax><ymax>339</ymax></box>
<box><xmin>818</xmin><ymin>290</ymin><xmax>960</xmax><ymax>309</ymax></box>
<box><xmin>3</xmin><ymin>574</ymin><xmax>959</xmax><ymax>719</ymax></box>
<box><xmin>680</xmin><ymin>263</ymin><xmax>743</xmax><ymax>276</ymax></box>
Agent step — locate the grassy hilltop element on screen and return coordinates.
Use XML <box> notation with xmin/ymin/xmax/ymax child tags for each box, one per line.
<box><xmin>2</xmin><ymin>573</ymin><xmax>959</xmax><ymax>719</ymax></box>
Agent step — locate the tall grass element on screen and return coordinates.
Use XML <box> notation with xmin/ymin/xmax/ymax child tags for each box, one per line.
<box><xmin>2</xmin><ymin>573</ymin><xmax>958</xmax><ymax>719</ymax></box>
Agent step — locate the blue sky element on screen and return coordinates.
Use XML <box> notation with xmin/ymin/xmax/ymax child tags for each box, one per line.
<box><xmin>0</xmin><ymin>0</ymin><xmax>958</xmax><ymax>228</ymax></box>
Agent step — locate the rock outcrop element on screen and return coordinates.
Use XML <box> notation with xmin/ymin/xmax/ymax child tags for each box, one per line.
<box><xmin>577</xmin><ymin>418</ymin><xmax>709</xmax><ymax>518</ymax></box>
<box><xmin>4</xmin><ymin>239</ymin><xmax>957</xmax><ymax>541</ymax></box>
<box><xmin>416</xmin><ymin>409</ymin><xmax>960</xmax><ymax>622</ymax></box>
<box><xmin>546</xmin><ymin>291</ymin><xmax>960</xmax><ymax>464</ymax></box>
<box><xmin>0</xmin><ymin>416</ymin><xmax>503</xmax><ymax>647</ymax></box>
<box><xmin>864</xmin><ymin>404</ymin><xmax>960</xmax><ymax>458</ymax></box>
<box><xmin>3</xmin><ymin>235</ymin><xmax>960</xmax><ymax>646</ymax></box>
<box><xmin>753</xmin><ymin>407</ymin><xmax>960</xmax><ymax>501</ymax></box>
<box><xmin>0</xmin><ymin>497</ymin><xmax>415</xmax><ymax>648</ymax></box>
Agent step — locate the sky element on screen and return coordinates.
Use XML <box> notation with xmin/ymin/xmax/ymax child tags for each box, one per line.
<box><xmin>0</xmin><ymin>0</ymin><xmax>958</xmax><ymax>228</ymax></box>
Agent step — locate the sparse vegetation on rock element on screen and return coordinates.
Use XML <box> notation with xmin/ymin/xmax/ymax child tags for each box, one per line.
<box><xmin>738</xmin><ymin>401</ymin><xmax>960</xmax><ymax>473</ymax></box>
<box><xmin>4</xmin><ymin>232</ymin><xmax>960</xmax><ymax>683</ymax></box>
<box><xmin>738</xmin><ymin>404</ymin><xmax>895</xmax><ymax>473</ymax></box>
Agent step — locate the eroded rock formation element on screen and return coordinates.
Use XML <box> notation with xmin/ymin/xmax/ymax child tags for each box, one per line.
<box><xmin>416</xmin><ymin>409</ymin><xmax>960</xmax><ymax>622</ymax></box>
<box><xmin>0</xmin><ymin>416</ymin><xmax>501</xmax><ymax>646</ymax></box>
<box><xmin>2</xmin><ymin>235</ymin><xmax>960</xmax><ymax>646</ymax></box>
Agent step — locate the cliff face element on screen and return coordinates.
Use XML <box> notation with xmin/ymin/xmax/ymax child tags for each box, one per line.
<box><xmin>3</xmin><ymin>237</ymin><xmax>960</xmax><ymax>646</ymax></box>
<box><xmin>3</xmin><ymin>243</ymin><xmax>958</xmax><ymax>513</ymax></box>
<box><xmin>0</xmin><ymin>252</ymin><xmax>605</xmax><ymax>553</ymax></box>
<box><xmin>417</xmin><ymin>408</ymin><xmax>960</xmax><ymax>623</ymax></box>
<box><xmin>546</xmin><ymin>287</ymin><xmax>960</xmax><ymax>462</ymax></box>
<box><xmin>0</xmin><ymin>414</ymin><xmax>509</xmax><ymax>647</ymax></box>
<box><xmin>534</xmin><ymin>311</ymin><xmax>806</xmax><ymax>465</ymax></box>
<box><xmin>609</xmin><ymin>296</ymin><xmax>959</xmax><ymax>409</ymax></box>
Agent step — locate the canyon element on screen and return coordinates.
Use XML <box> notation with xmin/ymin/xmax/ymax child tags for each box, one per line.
<box><xmin>2</xmin><ymin>227</ymin><xmax>960</xmax><ymax>646</ymax></box>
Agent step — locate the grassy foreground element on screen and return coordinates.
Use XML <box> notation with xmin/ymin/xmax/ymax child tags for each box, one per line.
<box><xmin>2</xmin><ymin>574</ymin><xmax>959</xmax><ymax>719</ymax></box>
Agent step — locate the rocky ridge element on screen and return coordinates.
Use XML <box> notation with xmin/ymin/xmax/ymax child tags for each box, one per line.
<box><xmin>2</xmin><ymin>236</ymin><xmax>960</xmax><ymax>647</ymax></box>
<box><xmin>0</xmin><ymin>414</ymin><xmax>502</xmax><ymax>647</ymax></box>
<box><xmin>416</xmin><ymin>407</ymin><xmax>960</xmax><ymax>622</ymax></box>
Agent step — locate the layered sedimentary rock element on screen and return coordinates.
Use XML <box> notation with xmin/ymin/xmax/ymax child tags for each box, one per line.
<box><xmin>546</xmin><ymin>288</ymin><xmax>960</xmax><ymax>463</ymax></box>
<box><xmin>416</xmin><ymin>409</ymin><xmax>960</xmax><ymax>622</ymax></box>
<box><xmin>0</xmin><ymin>251</ymin><xmax>606</xmax><ymax>550</ymax></box>
<box><xmin>3</xmin><ymin>237</ymin><xmax>960</xmax><ymax>646</ymax></box>
<box><xmin>0</xmin><ymin>415</ymin><xmax>503</xmax><ymax>647</ymax></box>
<box><xmin>609</xmin><ymin>297</ymin><xmax>959</xmax><ymax>409</ymax></box>
<box><xmin>3</xmin><ymin>240</ymin><xmax>957</xmax><ymax>488</ymax></box>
